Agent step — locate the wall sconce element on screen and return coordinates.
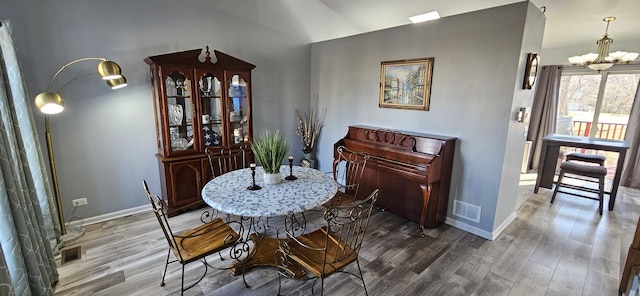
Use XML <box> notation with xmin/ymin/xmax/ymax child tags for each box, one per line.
<box><xmin>34</xmin><ymin>57</ymin><xmax>127</xmax><ymax>242</ymax></box>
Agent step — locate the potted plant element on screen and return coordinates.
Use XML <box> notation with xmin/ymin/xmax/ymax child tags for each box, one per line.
<box><xmin>251</xmin><ymin>130</ymin><xmax>289</xmax><ymax>184</ymax></box>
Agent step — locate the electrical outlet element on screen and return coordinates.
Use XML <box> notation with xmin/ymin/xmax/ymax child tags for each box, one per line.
<box><xmin>72</xmin><ymin>198</ymin><xmax>88</xmax><ymax>207</ymax></box>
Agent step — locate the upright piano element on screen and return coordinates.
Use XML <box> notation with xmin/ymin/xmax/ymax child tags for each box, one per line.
<box><xmin>334</xmin><ymin>125</ymin><xmax>456</xmax><ymax>235</ymax></box>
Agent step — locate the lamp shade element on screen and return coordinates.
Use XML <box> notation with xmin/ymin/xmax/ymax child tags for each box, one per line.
<box><xmin>107</xmin><ymin>76</ymin><xmax>127</xmax><ymax>89</ymax></box>
<box><xmin>34</xmin><ymin>92</ymin><xmax>65</xmax><ymax>114</ymax></box>
<box><xmin>97</xmin><ymin>60</ymin><xmax>122</xmax><ymax>80</ymax></box>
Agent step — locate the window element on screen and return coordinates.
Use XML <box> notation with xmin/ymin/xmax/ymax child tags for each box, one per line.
<box><xmin>557</xmin><ymin>70</ymin><xmax>640</xmax><ymax>140</ymax></box>
<box><xmin>556</xmin><ymin>67</ymin><xmax>640</xmax><ymax>179</ymax></box>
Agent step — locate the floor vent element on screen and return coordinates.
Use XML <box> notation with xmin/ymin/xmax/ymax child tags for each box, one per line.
<box><xmin>60</xmin><ymin>246</ymin><xmax>81</xmax><ymax>265</ymax></box>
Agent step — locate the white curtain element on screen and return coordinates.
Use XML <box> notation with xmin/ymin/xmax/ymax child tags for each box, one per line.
<box><xmin>0</xmin><ymin>19</ymin><xmax>59</xmax><ymax>295</ymax></box>
<box><xmin>621</xmin><ymin>79</ymin><xmax>640</xmax><ymax>188</ymax></box>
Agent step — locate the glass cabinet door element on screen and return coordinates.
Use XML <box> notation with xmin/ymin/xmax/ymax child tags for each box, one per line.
<box><xmin>199</xmin><ymin>73</ymin><xmax>223</xmax><ymax>148</ymax></box>
<box><xmin>228</xmin><ymin>74</ymin><xmax>249</xmax><ymax>145</ymax></box>
<box><xmin>165</xmin><ymin>70</ymin><xmax>195</xmax><ymax>152</ymax></box>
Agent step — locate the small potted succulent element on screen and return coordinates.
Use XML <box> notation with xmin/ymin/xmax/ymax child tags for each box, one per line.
<box><xmin>251</xmin><ymin>130</ymin><xmax>289</xmax><ymax>184</ymax></box>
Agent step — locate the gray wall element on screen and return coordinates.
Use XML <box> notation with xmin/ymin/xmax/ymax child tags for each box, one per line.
<box><xmin>7</xmin><ymin>0</ymin><xmax>613</xmax><ymax>239</ymax></box>
<box><xmin>0</xmin><ymin>0</ymin><xmax>313</xmax><ymax>220</ymax></box>
<box><xmin>310</xmin><ymin>2</ymin><xmax>545</xmax><ymax>238</ymax></box>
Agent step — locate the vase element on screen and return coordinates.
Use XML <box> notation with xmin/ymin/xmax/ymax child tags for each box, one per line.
<box><xmin>301</xmin><ymin>151</ymin><xmax>316</xmax><ymax>168</ymax></box>
<box><xmin>263</xmin><ymin>172</ymin><xmax>282</xmax><ymax>185</ymax></box>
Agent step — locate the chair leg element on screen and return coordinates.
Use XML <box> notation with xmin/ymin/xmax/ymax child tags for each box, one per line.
<box><xmin>356</xmin><ymin>258</ymin><xmax>368</xmax><ymax>296</ymax></box>
<box><xmin>551</xmin><ymin>170</ymin><xmax>565</xmax><ymax>204</ymax></box>
<box><xmin>598</xmin><ymin>176</ymin><xmax>604</xmax><ymax>215</ymax></box>
<box><xmin>181</xmin><ymin>264</ymin><xmax>185</xmax><ymax>296</ymax></box>
<box><xmin>161</xmin><ymin>249</ymin><xmax>171</xmax><ymax>287</ymax></box>
<box><xmin>275</xmin><ymin>250</ymin><xmax>284</xmax><ymax>296</ymax></box>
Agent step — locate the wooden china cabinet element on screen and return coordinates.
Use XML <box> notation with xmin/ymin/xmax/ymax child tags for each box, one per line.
<box><xmin>145</xmin><ymin>47</ymin><xmax>255</xmax><ymax>215</ymax></box>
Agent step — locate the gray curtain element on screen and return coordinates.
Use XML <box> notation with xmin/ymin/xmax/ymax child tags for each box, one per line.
<box><xmin>0</xmin><ymin>19</ymin><xmax>59</xmax><ymax>295</ymax></box>
<box><xmin>621</xmin><ymin>79</ymin><xmax>640</xmax><ymax>188</ymax></box>
<box><xmin>0</xmin><ymin>244</ymin><xmax>14</xmax><ymax>296</ymax></box>
<box><xmin>527</xmin><ymin>65</ymin><xmax>563</xmax><ymax>170</ymax></box>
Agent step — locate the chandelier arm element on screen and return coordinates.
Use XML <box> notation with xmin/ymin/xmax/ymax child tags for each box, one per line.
<box><xmin>45</xmin><ymin>57</ymin><xmax>107</xmax><ymax>91</ymax></box>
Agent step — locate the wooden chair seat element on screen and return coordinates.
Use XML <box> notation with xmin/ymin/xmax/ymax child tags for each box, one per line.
<box><xmin>321</xmin><ymin>191</ymin><xmax>357</xmax><ymax>208</ymax></box>
<box><xmin>287</xmin><ymin>226</ymin><xmax>358</xmax><ymax>277</ymax></box>
<box><xmin>172</xmin><ymin>218</ymin><xmax>239</xmax><ymax>264</ymax></box>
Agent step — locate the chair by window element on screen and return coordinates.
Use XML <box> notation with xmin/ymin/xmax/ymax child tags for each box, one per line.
<box><xmin>205</xmin><ymin>144</ymin><xmax>251</xmax><ymax>179</ymax></box>
<box><xmin>142</xmin><ymin>180</ymin><xmax>240</xmax><ymax>295</ymax></box>
<box><xmin>322</xmin><ymin>146</ymin><xmax>371</xmax><ymax>208</ymax></box>
<box><xmin>276</xmin><ymin>189</ymin><xmax>379</xmax><ymax>296</ymax></box>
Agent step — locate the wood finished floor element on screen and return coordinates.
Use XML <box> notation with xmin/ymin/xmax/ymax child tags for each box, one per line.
<box><xmin>54</xmin><ymin>182</ymin><xmax>640</xmax><ymax>295</ymax></box>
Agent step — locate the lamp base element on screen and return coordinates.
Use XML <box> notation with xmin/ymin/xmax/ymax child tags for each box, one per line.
<box><xmin>61</xmin><ymin>225</ymin><xmax>85</xmax><ymax>244</ymax></box>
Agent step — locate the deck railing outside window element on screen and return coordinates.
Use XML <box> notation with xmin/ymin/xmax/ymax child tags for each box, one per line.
<box><xmin>572</xmin><ymin>120</ymin><xmax>627</xmax><ymax>140</ymax></box>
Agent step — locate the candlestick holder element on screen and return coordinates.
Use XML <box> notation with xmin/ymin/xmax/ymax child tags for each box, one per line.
<box><xmin>247</xmin><ymin>164</ymin><xmax>261</xmax><ymax>190</ymax></box>
<box><xmin>285</xmin><ymin>156</ymin><xmax>297</xmax><ymax>180</ymax></box>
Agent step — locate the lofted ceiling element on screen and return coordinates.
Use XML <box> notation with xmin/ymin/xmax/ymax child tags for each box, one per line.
<box><xmin>295</xmin><ymin>0</ymin><xmax>640</xmax><ymax>50</ymax></box>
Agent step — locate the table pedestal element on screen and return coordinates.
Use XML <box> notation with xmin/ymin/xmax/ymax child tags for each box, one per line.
<box><xmin>230</xmin><ymin>233</ymin><xmax>305</xmax><ymax>278</ymax></box>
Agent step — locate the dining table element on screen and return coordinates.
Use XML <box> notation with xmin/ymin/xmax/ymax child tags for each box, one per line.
<box><xmin>201</xmin><ymin>165</ymin><xmax>338</xmax><ymax>278</ymax></box>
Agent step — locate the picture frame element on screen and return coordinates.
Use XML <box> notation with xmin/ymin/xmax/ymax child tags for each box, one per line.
<box><xmin>379</xmin><ymin>57</ymin><xmax>434</xmax><ymax>111</ymax></box>
<box><xmin>523</xmin><ymin>53</ymin><xmax>539</xmax><ymax>89</ymax></box>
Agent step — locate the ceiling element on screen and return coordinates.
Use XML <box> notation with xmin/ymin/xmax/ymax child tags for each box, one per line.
<box><xmin>302</xmin><ymin>0</ymin><xmax>640</xmax><ymax>50</ymax></box>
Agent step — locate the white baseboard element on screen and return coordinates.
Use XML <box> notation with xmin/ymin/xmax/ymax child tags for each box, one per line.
<box><xmin>445</xmin><ymin>211</ymin><xmax>516</xmax><ymax>241</ymax></box>
<box><xmin>67</xmin><ymin>204</ymin><xmax>150</xmax><ymax>228</ymax></box>
<box><xmin>492</xmin><ymin>212</ymin><xmax>517</xmax><ymax>239</ymax></box>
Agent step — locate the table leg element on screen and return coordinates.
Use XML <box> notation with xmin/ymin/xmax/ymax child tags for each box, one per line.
<box><xmin>534</xmin><ymin>140</ymin><xmax>551</xmax><ymax>193</ymax></box>
<box><xmin>609</xmin><ymin>149</ymin><xmax>627</xmax><ymax>211</ymax></box>
<box><xmin>230</xmin><ymin>233</ymin><xmax>306</xmax><ymax>278</ymax></box>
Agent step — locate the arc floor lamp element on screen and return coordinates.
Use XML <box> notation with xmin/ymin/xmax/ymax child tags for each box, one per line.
<box><xmin>34</xmin><ymin>57</ymin><xmax>127</xmax><ymax>242</ymax></box>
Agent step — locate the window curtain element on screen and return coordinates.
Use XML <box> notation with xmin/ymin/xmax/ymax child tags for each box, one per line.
<box><xmin>0</xmin><ymin>19</ymin><xmax>59</xmax><ymax>295</ymax></box>
<box><xmin>621</xmin><ymin>79</ymin><xmax>640</xmax><ymax>188</ymax></box>
<box><xmin>527</xmin><ymin>65</ymin><xmax>563</xmax><ymax>170</ymax></box>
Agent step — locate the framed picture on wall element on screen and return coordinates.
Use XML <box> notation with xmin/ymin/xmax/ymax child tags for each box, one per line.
<box><xmin>379</xmin><ymin>57</ymin><xmax>434</xmax><ymax>111</ymax></box>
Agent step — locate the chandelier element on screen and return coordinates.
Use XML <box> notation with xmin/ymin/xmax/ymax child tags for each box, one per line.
<box><xmin>568</xmin><ymin>17</ymin><xmax>638</xmax><ymax>72</ymax></box>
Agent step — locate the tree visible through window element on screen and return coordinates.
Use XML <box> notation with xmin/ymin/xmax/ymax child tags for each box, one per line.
<box><xmin>558</xmin><ymin>71</ymin><xmax>639</xmax><ymax>139</ymax></box>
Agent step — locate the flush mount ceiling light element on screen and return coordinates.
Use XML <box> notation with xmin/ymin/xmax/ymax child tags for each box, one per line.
<box><xmin>568</xmin><ymin>17</ymin><xmax>639</xmax><ymax>72</ymax></box>
<box><xmin>409</xmin><ymin>11</ymin><xmax>440</xmax><ymax>24</ymax></box>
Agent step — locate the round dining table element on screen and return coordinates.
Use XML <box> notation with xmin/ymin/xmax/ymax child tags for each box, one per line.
<box><xmin>201</xmin><ymin>165</ymin><xmax>338</xmax><ymax>278</ymax></box>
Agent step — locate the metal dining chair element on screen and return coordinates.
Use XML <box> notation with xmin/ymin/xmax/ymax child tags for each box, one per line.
<box><xmin>322</xmin><ymin>145</ymin><xmax>371</xmax><ymax>208</ymax></box>
<box><xmin>142</xmin><ymin>180</ymin><xmax>240</xmax><ymax>295</ymax></box>
<box><xmin>276</xmin><ymin>189</ymin><xmax>379</xmax><ymax>296</ymax></box>
<box><xmin>205</xmin><ymin>144</ymin><xmax>251</xmax><ymax>180</ymax></box>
